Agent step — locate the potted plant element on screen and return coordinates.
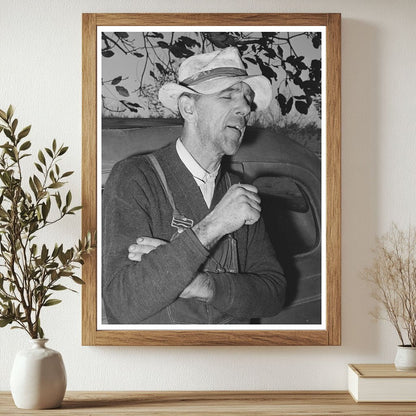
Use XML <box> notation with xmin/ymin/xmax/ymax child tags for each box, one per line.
<box><xmin>363</xmin><ymin>223</ymin><xmax>416</xmax><ymax>370</ymax></box>
<box><xmin>0</xmin><ymin>105</ymin><xmax>94</xmax><ymax>408</ymax></box>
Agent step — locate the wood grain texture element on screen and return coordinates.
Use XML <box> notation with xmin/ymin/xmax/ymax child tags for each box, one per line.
<box><xmin>95</xmin><ymin>13</ymin><xmax>331</xmax><ymax>26</ymax></box>
<box><xmin>92</xmin><ymin>329</ymin><xmax>329</xmax><ymax>347</ymax></box>
<box><xmin>350</xmin><ymin>364</ymin><xmax>416</xmax><ymax>378</ymax></box>
<box><xmin>81</xmin><ymin>13</ymin><xmax>342</xmax><ymax>346</ymax></box>
<box><xmin>325</xmin><ymin>13</ymin><xmax>342</xmax><ymax>346</ymax></box>
<box><xmin>1</xmin><ymin>391</ymin><xmax>416</xmax><ymax>415</ymax></box>
<box><xmin>82</xmin><ymin>13</ymin><xmax>98</xmax><ymax>346</ymax></box>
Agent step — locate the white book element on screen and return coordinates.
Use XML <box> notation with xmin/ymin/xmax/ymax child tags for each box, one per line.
<box><xmin>348</xmin><ymin>364</ymin><xmax>416</xmax><ymax>402</ymax></box>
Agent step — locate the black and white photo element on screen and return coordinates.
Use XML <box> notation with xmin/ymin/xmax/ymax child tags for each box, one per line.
<box><xmin>100</xmin><ymin>29</ymin><xmax>323</xmax><ymax>327</ymax></box>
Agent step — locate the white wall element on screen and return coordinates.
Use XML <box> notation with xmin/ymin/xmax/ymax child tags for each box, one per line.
<box><xmin>1</xmin><ymin>0</ymin><xmax>416</xmax><ymax>391</ymax></box>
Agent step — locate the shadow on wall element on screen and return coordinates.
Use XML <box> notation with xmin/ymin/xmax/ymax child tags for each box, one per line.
<box><xmin>341</xmin><ymin>18</ymin><xmax>381</xmax><ymax>355</ymax></box>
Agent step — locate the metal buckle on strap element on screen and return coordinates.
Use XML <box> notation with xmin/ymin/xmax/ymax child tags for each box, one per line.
<box><xmin>171</xmin><ymin>213</ymin><xmax>194</xmax><ymax>233</ymax></box>
<box><xmin>147</xmin><ymin>154</ymin><xmax>195</xmax><ymax>234</ymax></box>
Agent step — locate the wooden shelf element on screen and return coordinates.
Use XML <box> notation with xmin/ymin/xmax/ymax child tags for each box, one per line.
<box><xmin>1</xmin><ymin>391</ymin><xmax>416</xmax><ymax>415</ymax></box>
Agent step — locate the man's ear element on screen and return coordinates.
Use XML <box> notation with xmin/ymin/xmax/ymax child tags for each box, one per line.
<box><xmin>178</xmin><ymin>94</ymin><xmax>197</xmax><ymax>122</ymax></box>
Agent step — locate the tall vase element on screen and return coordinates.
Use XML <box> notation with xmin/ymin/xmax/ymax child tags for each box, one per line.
<box><xmin>10</xmin><ymin>338</ymin><xmax>67</xmax><ymax>409</ymax></box>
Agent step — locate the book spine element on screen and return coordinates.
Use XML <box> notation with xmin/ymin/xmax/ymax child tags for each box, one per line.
<box><xmin>347</xmin><ymin>366</ymin><xmax>359</xmax><ymax>402</ymax></box>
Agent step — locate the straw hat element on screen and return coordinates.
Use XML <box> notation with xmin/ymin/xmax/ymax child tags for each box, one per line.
<box><xmin>158</xmin><ymin>47</ymin><xmax>272</xmax><ymax>113</ymax></box>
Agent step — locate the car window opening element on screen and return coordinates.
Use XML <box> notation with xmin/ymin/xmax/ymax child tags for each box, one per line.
<box><xmin>253</xmin><ymin>176</ymin><xmax>318</xmax><ymax>255</ymax></box>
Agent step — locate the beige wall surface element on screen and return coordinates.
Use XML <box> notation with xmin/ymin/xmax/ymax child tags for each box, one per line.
<box><xmin>1</xmin><ymin>0</ymin><xmax>415</xmax><ymax>390</ymax></box>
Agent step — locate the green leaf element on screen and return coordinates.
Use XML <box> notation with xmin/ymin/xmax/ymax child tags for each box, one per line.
<box><xmin>0</xmin><ymin>317</ymin><xmax>13</xmax><ymax>327</ymax></box>
<box><xmin>48</xmin><ymin>182</ymin><xmax>64</xmax><ymax>189</ymax></box>
<box><xmin>34</xmin><ymin>162</ymin><xmax>43</xmax><ymax>173</ymax></box>
<box><xmin>6</xmin><ymin>105</ymin><xmax>14</xmax><ymax>122</ymax></box>
<box><xmin>72</xmin><ymin>276</ymin><xmax>85</xmax><ymax>285</ymax></box>
<box><xmin>43</xmin><ymin>299</ymin><xmax>62</xmax><ymax>307</ymax></box>
<box><xmin>58</xmin><ymin>146</ymin><xmax>68</xmax><ymax>156</ymax></box>
<box><xmin>38</xmin><ymin>325</ymin><xmax>44</xmax><ymax>339</ymax></box>
<box><xmin>11</xmin><ymin>118</ymin><xmax>18</xmax><ymax>133</ymax></box>
<box><xmin>31</xmin><ymin>244</ymin><xmax>38</xmax><ymax>256</ymax></box>
<box><xmin>19</xmin><ymin>140</ymin><xmax>31</xmax><ymax>151</ymax></box>
<box><xmin>17</xmin><ymin>125</ymin><xmax>31</xmax><ymax>140</ymax></box>
<box><xmin>65</xmin><ymin>191</ymin><xmax>72</xmax><ymax>207</ymax></box>
<box><xmin>29</xmin><ymin>177</ymin><xmax>37</xmax><ymax>196</ymax></box>
<box><xmin>41</xmin><ymin>244</ymin><xmax>48</xmax><ymax>262</ymax></box>
<box><xmin>3</xmin><ymin>128</ymin><xmax>12</xmax><ymax>140</ymax></box>
<box><xmin>50</xmin><ymin>285</ymin><xmax>68</xmax><ymax>291</ymax></box>
<box><xmin>68</xmin><ymin>206</ymin><xmax>82</xmax><ymax>214</ymax></box>
<box><xmin>41</xmin><ymin>201</ymin><xmax>50</xmax><ymax>220</ymax></box>
<box><xmin>52</xmin><ymin>139</ymin><xmax>57</xmax><ymax>152</ymax></box>
<box><xmin>61</xmin><ymin>171</ymin><xmax>74</xmax><ymax>178</ymax></box>
<box><xmin>55</xmin><ymin>192</ymin><xmax>62</xmax><ymax>208</ymax></box>
<box><xmin>0</xmin><ymin>109</ymin><xmax>7</xmax><ymax>121</ymax></box>
<box><xmin>38</xmin><ymin>150</ymin><xmax>46</xmax><ymax>165</ymax></box>
<box><xmin>58</xmin><ymin>250</ymin><xmax>67</xmax><ymax>264</ymax></box>
<box><xmin>45</xmin><ymin>148</ymin><xmax>53</xmax><ymax>158</ymax></box>
<box><xmin>52</xmin><ymin>243</ymin><xmax>60</xmax><ymax>258</ymax></box>
<box><xmin>33</xmin><ymin>175</ymin><xmax>43</xmax><ymax>192</ymax></box>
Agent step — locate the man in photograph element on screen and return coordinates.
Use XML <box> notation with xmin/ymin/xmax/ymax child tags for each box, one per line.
<box><xmin>102</xmin><ymin>47</ymin><xmax>286</xmax><ymax>324</ymax></box>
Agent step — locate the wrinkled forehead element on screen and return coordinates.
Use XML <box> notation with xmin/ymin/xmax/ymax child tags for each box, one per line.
<box><xmin>217</xmin><ymin>81</ymin><xmax>255</xmax><ymax>101</ymax></box>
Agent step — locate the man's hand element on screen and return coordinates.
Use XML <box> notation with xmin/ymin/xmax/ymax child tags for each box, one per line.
<box><xmin>179</xmin><ymin>272</ymin><xmax>214</xmax><ymax>302</ymax></box>
<box><xmin>193</xmin><ymin>183</ymin><xmax>261</xmax><ymax>249</ymax></box>
<box><xmin>128</xmin><ymin>237</ymin><xmax>167</xmax><ymax>261</ymax></box>
<box><xmin>128</xmin><ymin>240</ymin><xmax>214</xmax><ymax>301</ymax></box>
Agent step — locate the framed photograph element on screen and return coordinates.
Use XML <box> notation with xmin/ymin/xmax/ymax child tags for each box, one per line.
<box><xmin>82</xmin><ymin>13</ymin><xmax>341</xmax><ymax>346</ymax></box>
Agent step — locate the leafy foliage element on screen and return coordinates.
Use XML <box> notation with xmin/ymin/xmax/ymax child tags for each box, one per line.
<box><xmin>101</xmin><ymin>31</ymin><xmax>321</xmax><ymax>119</ymax></box>
<box><xmin>0</xmin><ymin>106</ymin><xmax>95</xmax><ymax>339</ymax></box>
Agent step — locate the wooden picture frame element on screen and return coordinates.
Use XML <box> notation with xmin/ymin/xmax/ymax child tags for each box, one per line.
<box><xmin>82</xmin><ymin>13</ymin><xmax>341</xmax><ymax>346</ymax></box>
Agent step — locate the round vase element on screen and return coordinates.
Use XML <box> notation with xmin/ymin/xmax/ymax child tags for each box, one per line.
<box><xmin>10</xmin><ymin>339</ymin><xmax>67</xmax><ymax>409</ymax></box>
<box><xmin>394</xmin><ymin>345</ymin><xmax>416</xmax><ymax>371</ymax></box>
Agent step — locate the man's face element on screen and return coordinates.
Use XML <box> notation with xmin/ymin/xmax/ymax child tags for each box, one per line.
<box><xmin>193</xmin><ymin>82</ymin><xmax>255</xmax><ymax>158</ymax></box>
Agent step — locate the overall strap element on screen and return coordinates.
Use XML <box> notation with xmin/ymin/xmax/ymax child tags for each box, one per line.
<box><xmin>147</xmin><ymin>154</ymin><xmax>178</xmax><ymax>214</ymax></box>
<box><xmin>146</xmin><ymin>153</ymin><xmax>193</xmax><ymax>231</ymax></box>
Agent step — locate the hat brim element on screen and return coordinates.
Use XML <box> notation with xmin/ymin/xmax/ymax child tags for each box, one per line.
<box><xmin>159</xmin><ymin>75</ymin><xmax>272</xmax><ymax>113</ymax></box>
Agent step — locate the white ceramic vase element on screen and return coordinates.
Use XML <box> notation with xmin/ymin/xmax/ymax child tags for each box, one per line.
<box><xmin>394</xmin><ymin>345</ymin><xmax>416</xmax><ymax>371</ymax></box>
<box><xmin>10</xmin><ymin>338</ymin><xmax>67</xmax><ymax>409</ymax></box>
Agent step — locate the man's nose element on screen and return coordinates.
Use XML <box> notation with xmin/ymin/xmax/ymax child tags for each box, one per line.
<box><xmin>235</xmin><ymin>95</ymin><xmax>251</xmax><ymax>117</ymax></box>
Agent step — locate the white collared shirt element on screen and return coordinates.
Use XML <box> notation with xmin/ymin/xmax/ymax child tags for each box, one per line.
<box><xmin>176</xmin><ymin>138</ymin><xmax>219</xmax><ymax>208</ymax></box>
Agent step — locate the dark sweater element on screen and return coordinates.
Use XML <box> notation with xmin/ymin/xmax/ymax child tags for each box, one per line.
<box><xmin>102</xmin><ymin>142</ymin><xmax>286</xmax><ymax>324</ymax></box>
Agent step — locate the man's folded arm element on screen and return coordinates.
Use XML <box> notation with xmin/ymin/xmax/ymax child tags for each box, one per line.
<box><xmin>102</xmin><ymin>160</ymin><xmax>209</xmax><ymax>323</ymax></box>
<box><xmin>205</xmin><ymin>218</ymin><xmax>286</xmax><ymax>319</ymax></box>
<box><xmin>104</xmin><ymin>229</ymin><xmax>209</xmax><ymax>323</ymax></box>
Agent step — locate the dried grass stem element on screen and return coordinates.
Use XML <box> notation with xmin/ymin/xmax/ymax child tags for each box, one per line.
<box><xmin>363</xmin><ymin>224</ymin><xmax>416</xmax><ymax>347</ymax></box>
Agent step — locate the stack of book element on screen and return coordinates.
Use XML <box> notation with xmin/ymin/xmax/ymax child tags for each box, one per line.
<box><xmin>348</xmin><ymin>364</ymin><xmax>416</xmax><ymax>402</ymax></box>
